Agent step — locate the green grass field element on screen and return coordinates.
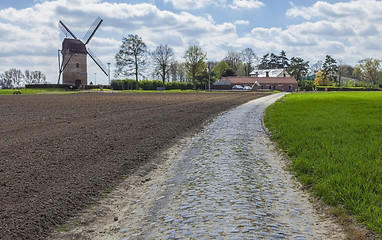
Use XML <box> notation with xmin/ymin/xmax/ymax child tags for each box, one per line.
<box><xmin>264</xmin><ymin>92</ymin><xmax>382</xmax><ymax>235</ymax></box>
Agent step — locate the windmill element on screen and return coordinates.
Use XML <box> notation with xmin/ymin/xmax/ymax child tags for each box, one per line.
<box><xmin>58</xmin><ymin>17</ymin><xmax>108</xmax><ymax>86</ymax></box>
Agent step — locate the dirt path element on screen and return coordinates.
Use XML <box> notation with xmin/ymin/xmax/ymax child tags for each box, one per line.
<box><xmin>52</xmin><ymin>93</ymin><xmax>347</xmax><ymax>239</ymax></box>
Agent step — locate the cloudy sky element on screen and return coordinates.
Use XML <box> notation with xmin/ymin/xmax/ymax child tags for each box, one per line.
<box><xmin>0</xmin><ymin>0</ymin><xmax>381</xmax><ymax>84</ymax></box>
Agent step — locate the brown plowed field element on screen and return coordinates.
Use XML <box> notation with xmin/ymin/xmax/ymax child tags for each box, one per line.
<box><xmin>0</xmin><ymin>92</ymin><xmax>269</xmax><ymax>239</ymax></box>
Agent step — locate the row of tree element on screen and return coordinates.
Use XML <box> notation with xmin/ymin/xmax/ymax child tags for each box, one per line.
<box><xmin>0</xmin><ymin>69</ymin><xmax>47</xmax><ymax>89</ymax></box>
<box><xmin>114</xmin><ymin>34</ymin><xmax>261</xmax><ymax>89</ymax></box>
<box><xmin>114</xmin><ymin>34</ymin><xmax>382</xmax><ymax>90</ymax></box>
<box><xmin>313</xmin><ymin>56</ymin><xmax>381</xmax><ymax>87</ymax></box>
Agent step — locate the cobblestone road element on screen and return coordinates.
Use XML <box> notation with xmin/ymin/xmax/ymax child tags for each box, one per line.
<box><xmin>55</xmin><ymin>93</ymin><xmax>345</xmax><ymax>240</ymax></box>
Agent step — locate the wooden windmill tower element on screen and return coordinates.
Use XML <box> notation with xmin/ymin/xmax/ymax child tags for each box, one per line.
<box><xmin>58</xmin><ymin>17</ymin><xmax>108</xmax><ymax>86</ymax></box>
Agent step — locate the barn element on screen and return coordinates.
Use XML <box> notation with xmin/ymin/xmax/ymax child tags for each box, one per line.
<box><xmin>213</xmin><ymin>76</ymin><xmax>298</xmax><ymax>92</ymax></box>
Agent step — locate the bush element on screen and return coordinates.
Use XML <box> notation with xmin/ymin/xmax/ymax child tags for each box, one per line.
<box><xmin>165</xmin><ymin>82</ymin><xmax>193</xmax><ymax>90</ymax></box>
<box><xmin>139</xmin><ymin>80</ymin><xmax>163</xmax><ymax>90</ymax></box>
<box><xmin>111</xmin><ymin>79</ymin><xmax>138</xmax><ymax>90</ymax></box>
<box><xmin>298</xmin><ymin>80</ymin><xmax>315</xmax><ymax>91</ymax></box>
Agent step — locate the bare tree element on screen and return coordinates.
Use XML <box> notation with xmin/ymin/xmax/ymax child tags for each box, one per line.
<box><xmin>115</xmin><ymin>34</ymin><xmax>147</xmax><ymax>88</ymax></box>
<box><xmin>224</xmin><ymin>51</ymin><xmax>241</xmax><ymax>75</ymax></box>
<box><xmin>0</xmin><ymin>69</ymin><xmax>24</xmax><ymax>88</ymax></box>
<box><xmin>241</xmin><ymin>48</ymin><xmax>256</xmax><ymax>76</ymax></box>
<box><xmin>24</xmin><ymin>70</ymin><xmax>47</xmax><ymax>84</ymax></box>
<box><xmin>169</xmin><ymin>61</ymin><xmax>178</xmax><ymax>82</ymax></box>
<box><xmin>151</xmin><ymin>44</ymin><xmax>174</xmax><ymax>86</ymax></box>
<box><xmin>337</xmin><ymin>60</ymin><xmax>350</xmax><ymax>87</ymax></box>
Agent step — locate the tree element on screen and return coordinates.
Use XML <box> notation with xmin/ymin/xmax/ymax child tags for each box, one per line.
<box><xmin>24</xmin><ymin>70</ymin><xmax>47</xmax><ymax>84</ymax></box>
<box><xmin>0</xmin><ymin>68</ymin><xmax>24</xmax><ymax>88</ymax></box>
<box><xmin>169</xmin><ymin>61</ymin><xmax>179</xmax><ymax>82</ymax></box>
<box><xmin>287</xmin><ymin>57</ymin><xmax>309</xmax><ymax>81</ymax></box>
<box><xmin>353</xmin><ymin>58</ymin><xmax>381</xmax><ymax>85</ymax></box>
<box><xmin>151</xmin><ymin>44</ymin><xmax>174</xmax><ymax>86</ymax></box>
<box><xmin>277</xmin><ymin>50</ymin><xmax>289</xmax><ymax>68</ymax></box>
<box><xmin>212</xmin><ymin>61</ymin><xmax>231</xmax><ymax>80</ymax></box>
<box><xmin>311</xmin><ymin>61</ymin><xmax>323</xmax><ymax>73</ymax></box>
<box><xmin>322</xmin><ymin>55</ymin><xmax>338</xmax><ymax>84</ymax></box>
<box><xmin>183</xmin><ymin>45</ymin><xmax>207</xmax><ymax>89</ymax></box>
<box><xmin>115</xmin><ymin>34</ymin><xmax>147</xmax><ymax>88</ymax></box>
<box><xmin>337</xmin><ymin>61</ymin><xmax>351</xmax><ymax>87</ymax></box>
<box><xmin>258</xmin><ymin>51</ymin><xmax>289</xmax><ymax>69</ymax></box>
<box><xmin>258</xmin><ymin>53</ymin><xmax>270</xmax><ymax>69</ymax></box>
<box><xmin>224</xmin><ymin>51</ymin><xmax>241</xmax><ymax>75</ymax></box>
<box><xmin>269</xmin><ymin>53</ymin><xmax>278</xmax><ymax>69</ymax></box>
<box><xmin>314</xmin><ymin>70</ymin><xmax>332</xmax><ymax>86</ymax></box>
<box><xmin>241</xmin><ymin>48</ymin><xmax>256</xmax><ymax>76</ymax></box>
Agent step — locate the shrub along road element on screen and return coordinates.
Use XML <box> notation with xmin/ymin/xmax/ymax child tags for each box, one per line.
<box><xmin>0</xmin><ymin>92</ymin><xmax>269</xmax><ymax>240</ymax></box>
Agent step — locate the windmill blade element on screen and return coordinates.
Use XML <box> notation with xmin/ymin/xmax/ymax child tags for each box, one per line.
<box><xmin>87</xmin><ymin>48</ymin><xmax>108</xmax><ymax>76</ymax></box>
<box><xmin>83</xmin><ymin>17</ymin><xmax>103</xmax><ymax>45</ymax></box>
<box><xmin>59</xmin><ymin>20</ymin><xmax>78</xmax><ymax>39</ymax></box>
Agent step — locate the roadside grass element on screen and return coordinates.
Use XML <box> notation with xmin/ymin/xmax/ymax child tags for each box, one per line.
<box><xmin>0</xmin><ymin>88</ymin><xmax>74</xmax><ymax>95</ymax></box>
<box><xmin>264</xmin><ymin>92</ymin><xmax>382</xmax><ymax>236</ymax></box>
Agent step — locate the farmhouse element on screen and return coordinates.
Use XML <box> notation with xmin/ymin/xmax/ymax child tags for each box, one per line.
<box><xmin>250</xmin><ymin>68</ymin><xmax>290</xmax><ymax>78</ymax></box>
<box><xmin>213</xmin><ymin>76</ymin><xmax>298</xmax><ymax>92</ymax></box>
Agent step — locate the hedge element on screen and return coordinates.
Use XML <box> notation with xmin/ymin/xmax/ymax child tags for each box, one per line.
<box><xmin>111</xmin><ymin>79</ymin><xmax>195</xmax><ymax>90</ymax></box>
<box><xmin>316</xmin><ymin>86</ymin><xmax>381</xmax><ymax>91</ymax></box>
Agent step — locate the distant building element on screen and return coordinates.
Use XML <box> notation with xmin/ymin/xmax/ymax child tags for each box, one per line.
<box><xmin>213</xmin><ymin>76</ymin><xmax>298</xmax><ymax>92</ymax></box>
<box><xmin>250</xmin><ymin>68</ymin><xmax>290</xmax><ymax>78</ymax></box>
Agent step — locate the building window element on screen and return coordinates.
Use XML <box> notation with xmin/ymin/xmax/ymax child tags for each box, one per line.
<box><xmin>76</xmin><ymin>63</ymin><xmax>80</xmax><ymax>68</ymax></box>
<box><xmin>289</xmin><ymin>85</ymin><xmax>292</xmax><ymax>90</ymax></box>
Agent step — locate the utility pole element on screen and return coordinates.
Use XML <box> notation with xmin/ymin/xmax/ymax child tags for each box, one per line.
<box><xmin>107</xmin><ymin>63</ymin><xmax>111</xmax><ymax>84</ymax></box>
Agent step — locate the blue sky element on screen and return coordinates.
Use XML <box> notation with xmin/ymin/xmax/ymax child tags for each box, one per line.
<box><xmin>0</xmin><ymin>0</ymin><xmax>380</xmax><ymax>84</ymax></box>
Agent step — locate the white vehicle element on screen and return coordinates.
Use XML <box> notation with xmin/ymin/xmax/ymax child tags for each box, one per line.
<box><xmin>243</xmin><ymin>85</ymin><xmax>252</xmax><ymax>90</ymax></box>
<box><xmin>232</xmin><ymin>85</ymin><xmax>244</xmax><ymax>90</ymax></box>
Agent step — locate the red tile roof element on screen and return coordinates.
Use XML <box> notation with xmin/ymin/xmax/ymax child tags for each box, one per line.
<box><xmin>225</xmin><ymin>76</ymin><xmax>297</xmax><ymax>85</ymax></box>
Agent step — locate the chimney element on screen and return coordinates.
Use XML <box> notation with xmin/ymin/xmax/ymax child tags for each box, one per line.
<box><xmin>265</xmin><ymin>71</ymin><xmax>269</xmax><ymax>77</ymax></box>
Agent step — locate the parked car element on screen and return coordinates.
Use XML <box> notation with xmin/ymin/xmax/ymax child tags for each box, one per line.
<box><xmin>243</xmin><ymin>85</ymin><xmax>252</xmax><ymax>90</ymax></box>
<box><xmin>232</xmin><ymin>85</ymin><xmax>244</xmax><ymax>90</ymax></box>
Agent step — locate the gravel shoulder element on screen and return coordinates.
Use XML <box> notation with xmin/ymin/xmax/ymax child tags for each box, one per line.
<box><xmin>52</xmin><ymin>93</ymin><xmax>347</xmax><ymax>239</ymax></box>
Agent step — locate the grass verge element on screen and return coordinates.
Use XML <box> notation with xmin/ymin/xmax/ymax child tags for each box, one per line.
<box><xmin>264</xmin><ymin>92</ymin><xmax>382</xmax><ymax>236</ymax></box>
<box><xmin>0</xmin><ymin>88</ymin><xmax>75</xmax><ymax>95</ymax></box>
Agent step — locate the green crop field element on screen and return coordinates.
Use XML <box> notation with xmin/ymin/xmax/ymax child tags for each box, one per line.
<box><xmin>265</xmin><ymin>92</ymin><xmax>382</xmax><ymax>235</ymax></box>
<box><xmin>0</xmin><ymin>88</ymin><xmax>73</xmax><ymax>95</ymax></box>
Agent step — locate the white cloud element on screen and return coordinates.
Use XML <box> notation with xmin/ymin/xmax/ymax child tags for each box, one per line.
<box><xmin>234</xmin><ymin>20</ymin><xmax>250</xmax><ymax>25</ymax></box>
<box><xmin>229</xmin><ymin>0</ymin><xmax>264</xmax><ymax>10</ymax></box>
<box><xmin>164</xmin><ymin>0</ymin><xmax>264</xmax><ymax>10</ymax></box>
<box><xmin>163</xmin><ymin>0</ymin><xmax>217</xmax><ymax>10</ymax></box>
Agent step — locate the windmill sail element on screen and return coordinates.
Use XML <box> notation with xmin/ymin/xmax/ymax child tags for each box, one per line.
<box><xmin>87</xmin><ymin>48</ymin><xmax>108</xmax><ymax>76</ymax></box>
<box><xmin>83</xmin><ymin>17</ymin><xmax>103</xmax><ymax>45</ymax></box>
<box><xmin>59</xmin><ymin>21</ymin><xmax>78</xmax><ymax>39</ymax></box>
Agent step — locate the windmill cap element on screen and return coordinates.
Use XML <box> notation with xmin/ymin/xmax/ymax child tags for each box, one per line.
<box><xmin>62</xmin><ymin>38</ymin><xmax>87</xmax><ymax>54</ymax></box>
